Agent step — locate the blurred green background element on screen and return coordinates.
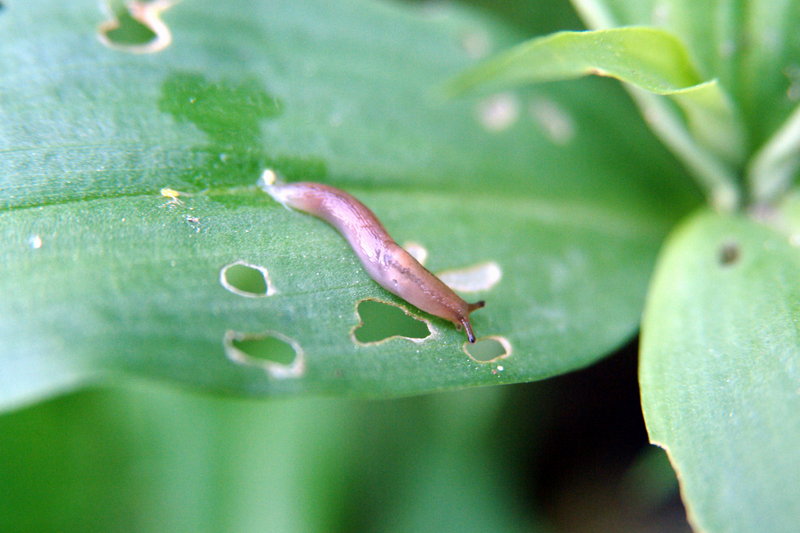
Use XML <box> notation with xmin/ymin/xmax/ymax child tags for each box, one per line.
<box><xmin>0</xmin><ymin>340</ymin><xmax>688</xmax><ymax>532</ymax></box>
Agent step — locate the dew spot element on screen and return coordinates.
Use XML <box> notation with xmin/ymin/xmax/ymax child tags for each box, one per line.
<box><xmin>28</xmin><ymin>234</ymin><xmax>43</xmax><ymax>250</ymax></box>
<box><xmin>718</xmin><ymin>241</ymin><xmax>740</xmax><ymax>266</ymax></box>
<box><xmin>402</xmin><ymin>241</ymin><xmax>429</xmax><ymax>266</ymax></box>
<box><xmin>437</xmin><ymin>261</ymin><xmax>501</xmax><ymax>292</ymax></box>
<box><xmin>529</xmin><ymin>98</ymin><xmax>576</xmax><ymax>145</ymax></box>
<box><xmin>224</xmin><ymin>330</ymin><xmax>304</xmax><ymax>378</ymax></box>
<box><xmin>478</xmin><ymin>93</ymin><xmax>519</xmax><ymax>132</ymax></box>
<box><xmin>97</xmin><ymin>0</ymin><xmax>176</xmax><ymax>54</ymax></box>
<box><xmin>352</xmin><ymin>299</ymin><xmax>432</xmax><ymax>345</ymax></box>
<box><xmin>463</xmin><ymin>336</ymin><xmax>511</xmax><ymax>363</ymax></box>
<box><xmin>220</xmin><ymin>261</ymin><xmax>276</xmax><ymax>297</ymax></box>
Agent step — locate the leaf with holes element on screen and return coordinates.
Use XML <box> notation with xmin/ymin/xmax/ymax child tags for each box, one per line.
<box><xmin>0</xmin><ymin>0</ymin><xmax>698</xmax><ymax>410</ymax></box>
<box><xmin>640</xmin><ymin>210</ymin><xmax>800</xmax><ymax>532</ymax></box>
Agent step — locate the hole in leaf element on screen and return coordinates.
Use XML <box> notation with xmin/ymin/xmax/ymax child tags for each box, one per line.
<box><xmin>223</xmin><ymin>330</ymin><xmax>304</xmax><ymax>378</ymax></box>
<box><xmin>231</xmin><ymin>336</ymin><xmax>295</xmax><ymax>365</ymax></box>
<box><xmin>718</xmin><ymin>241</ymin><xmax>740</xmax><ymax>266</ymax></box>
<box><xmin>352</xmin><ymin>299</ymin><xmax>431</xmax><ymax>344</ymax></box>
<box><xmin>402</xmin><ymin>241</ymin><xmax>428</xmax><ymax>266</ymax></box>
<box><xmin>477</xmin><ymin>93</ymin><xmax>519</xmax><ymax>132</ymax></box>
<box><xmin>529</xmin><ymin>98</ymin><xmax>576</xmax><ymax>145</ymax></box>
<box><xmin>437</xmin><ymin>261</ymin><xmax>502</xmax><ymax>292</ymax></box>
<box><xmin>463</xmin><ymin>336</ymin><xmax>511</xmax><ymax>363</ymax></box>
<box><xmin>97</xmin><ymin>0</ymin><xmax>175</xmax><ymax>54</ymax></box>
<box><xmin>220</xmin><ymin>261</ymin><xmax>275</xmax><ymax>297</ymax></box>
<box><xmin>460</xmin><ymin>29</ymin><xmax>491</xmax><ymax>59</ymax></box>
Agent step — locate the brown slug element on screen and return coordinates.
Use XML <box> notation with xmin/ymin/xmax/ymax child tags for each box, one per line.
<box><xmin>259</xmin><ymin>171</ymin><xmax>485</xmax><ymax>342</ymax></box>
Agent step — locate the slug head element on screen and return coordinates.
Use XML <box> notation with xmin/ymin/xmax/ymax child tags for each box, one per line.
<box><xmin>459</xmin><ymin>300</ymin><xmax>486</xmax><ymax>343</ymax></box>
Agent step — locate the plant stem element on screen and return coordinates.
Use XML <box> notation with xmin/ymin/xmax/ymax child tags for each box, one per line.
<box><xmin>629</xmin><ymin>88</ymin><xmax>740</xmax><ymax>211</ymax></box>
<box><xmin>749</xmin><ymin>103</ymin><xmax>800</xmax><ymax>206</ymax></box>
<box><xmin>571</xmin><ymin>0</ymin><xmax>741</xmax><ymax>211</ymax></box>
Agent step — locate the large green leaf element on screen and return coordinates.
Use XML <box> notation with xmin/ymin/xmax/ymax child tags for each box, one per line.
<box><xmin>0</xmin><ymin>0</ymin><xmax>698</xmax><ymax>409</ymax></box>
<box><xmin>640</xmin><ymin>210</ymin><xmax>800</xmax><ymax>532</ymax></box>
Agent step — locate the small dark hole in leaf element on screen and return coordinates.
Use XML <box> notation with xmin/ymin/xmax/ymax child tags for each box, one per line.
<box><xmin>222</xmin><ymin>263</ymin><xmax>268</xmax><ymax>296</ymax></box>
<box><xmin>231</xmin><ymin>336</ymin><xmax>296</xmax><ymax>365</ymax></box>
<box><xmin>719</xmin><ymin>242</ymin><xmax>740</xmax><ymax>266</ymax></box>
<box><xmin>464</xmin><ymin>338</ymin><xmax>507</xmax><ymax>361</ymax></box>
<box><xmin>354</xmin><ymin>300</ymin><xmax>430</xmax><ymax>343</ymax></box>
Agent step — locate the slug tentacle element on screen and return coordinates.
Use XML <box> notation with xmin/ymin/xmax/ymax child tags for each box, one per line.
<box><xmin>468</xmin><ymin>300</ymin><xmax>486</xmax><ymax>312</ymax></box>
<box><xmin>259</xmin><ymin>171</ymin><xmax>485</xmax><ymax>342</ymax></box>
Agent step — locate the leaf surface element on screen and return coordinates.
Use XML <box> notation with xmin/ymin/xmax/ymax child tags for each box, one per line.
<box><xmin>640</xmin><ymin>209</ymin><xmax>800</xmax><ymax>532</ymax></box>
<box><xmin>0</xmin><ymin>0</ymin><xmax>697</xmax><ymax>409</ymax></box>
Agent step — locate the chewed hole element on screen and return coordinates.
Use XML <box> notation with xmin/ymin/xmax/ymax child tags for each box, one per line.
<box><xmin>437</xmin><ymin>261</ymin><xmax>502</xmax><ymax>292</ymax></box>
<box><xmin>718</xmin><ymin>241</ymin><xmax>740</xmax><ymax>266</ymax></box>
<box><xmin>529</xmin><ymin>98</ymin><xmax>576</xmax><ymax>145</ymax></box>
<box><xmin>463</xmin><ymin>336</ymin><xmax>511</xmax><ymax>363</ymax></box>
<box><xmin>220</xmin><ymin>261</ymin><xmax>275</xmax><ymax>297</ymax></box>
<box><xmin>478</xmin><ymin>93</ymin><xmax>519</xmax><ymax>132</ymax></box>
<box><xmin>460</xmin><ymin>29</ymin><xmax>491</xmax><ymax>59</ymax></box>
<box><xmin>97</xmin><ymin>0</ymin><xmax>175</xmax><ymax>54</ymax></box>
<box><xmin>231</xmin><ymin>336</ymin><xmax>295</xmax><ymax>365</ymax></box>
<box><xmin>352</xmin><ymin>299</ymin><xmax>432</xmax><ymax>344</ymax></box>
<box><xmin>102</xmin><ymin>6</ymin><xmax>156</xmax><ymax>46</ymax></box>
<box><xmin>402</xmin><ymin>241</ymin><xmax>428</xmax><ymax>265</ymax></box>
<box><xmin>223</xmin><ymin>330</ymin><xmax>304</xmax><ymax>379</ymax></box>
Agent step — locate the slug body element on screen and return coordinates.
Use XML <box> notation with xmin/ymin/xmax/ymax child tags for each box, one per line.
<box><xmin>261</xmin><ymin>179</ymin><xmax>485</xmax><ymax>342</ymax></box>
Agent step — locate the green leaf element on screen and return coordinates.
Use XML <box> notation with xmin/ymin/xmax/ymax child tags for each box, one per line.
<box><xmin>446</xmin><ymin>27</ymin><xmax>744</xmax><ymax>161</ymax></box>
<box><xmin>446</xmin><ymin>26</ymin><xmax>744</xmax><ymax>208</ymax></box>
<box><xmin>447</xmin><ymin>27</ymin><xmax>708</xmax><ymax>96</ymax></box>
<box><xmin>0</xmin><ymin>0</ymin><xmax>698</xmax><ymax>409</ymax></box>
<box><xmin>640</xmin><ymin>210</ymin><xmax>800</xmax><ymax>532</ymax></box>
<box><xmin>572</xmin><ymin>0</ymin><xmax>800</xmax><ymax>150</ymax></box>
<box><xmin>749</xmin><ymin>103</ymin><xmax>800</xmax><ymax>205</ymax></box>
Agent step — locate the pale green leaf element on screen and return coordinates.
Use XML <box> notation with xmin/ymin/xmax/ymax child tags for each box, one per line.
<box><xmin>572</xmin><ymin>0</ymin><xmax>800</xmax><ymax>149</ymax></box>
<box><xmin>640</xmin><ymin>210</ymin><xmax>800</xmax><ymax>533</ymax></box>
<box><xmin>446</xmin><ymin>26</ymin><xmax>745</xmax><ymax>204</ymax></box>
<box><xmin>446</xmin><ymin>27</ymin><xmax>708</xmax><ymax>96</ymax></box>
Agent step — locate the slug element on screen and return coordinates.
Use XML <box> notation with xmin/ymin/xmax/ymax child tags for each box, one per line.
<box><xmin>259</xmin><ymin>170</ymin><xmax>485</xmax><ymax>342</ymax></box>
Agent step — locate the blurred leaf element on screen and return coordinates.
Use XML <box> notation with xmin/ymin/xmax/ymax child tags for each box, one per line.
<box><xmin>458</xmin><ymin>0</ymin><xmax>585</xmax><ymax>36</ymax></box>
<box><xmin>0</xmin><ymin>0</ymin><xmax>698</xmax><ymax>409</ymax></box>
<box><xmin>640</xmin><ymin>210</ymin><xmax>800</xmax><ymax>532</ymax></box>
<box><xmin>571</xmin><ymin>0</ymin><xmax>800</xmax><ymax>148</ymax></box>
<box><xmin>749</xmin><ymin>103</ymin><xmax>800</xmax><ymax>204</ymax></box>
<box><xmin>448</xmin><ymin>27</ymin><xmax>708</xmax><ymax>96</ymax></box>
<box><xmin>0</xmin><ymin>383</ymin><xmax>543</xmax><ymax>532</ymax></box>
<box><xmin>0</xmin><ymin>385</ymin><xmax>362</xmax><ymax>532</ymax></box>
<box><xmin>446</xmin><ymin>27</ymin><xmax>745</xmax><ymax>165</ymax></box>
